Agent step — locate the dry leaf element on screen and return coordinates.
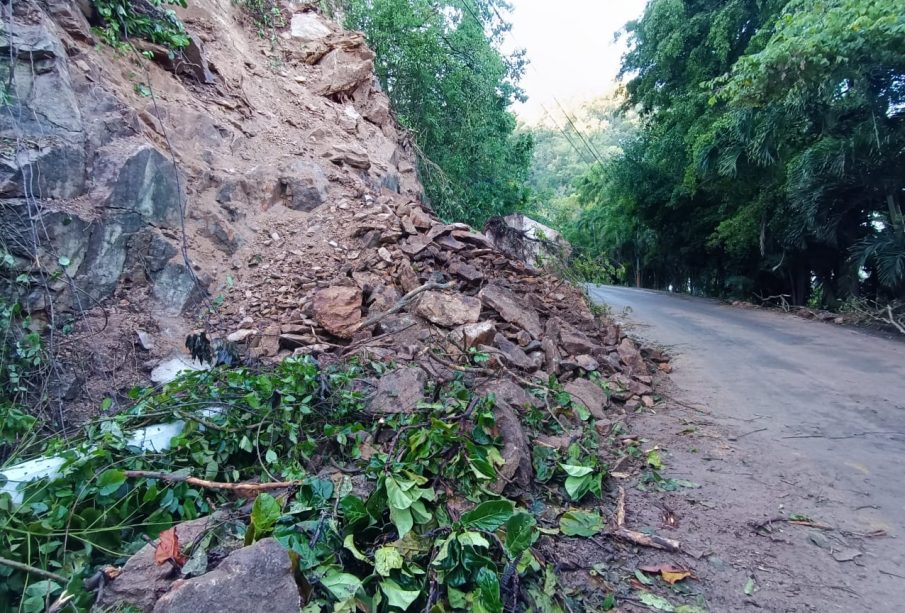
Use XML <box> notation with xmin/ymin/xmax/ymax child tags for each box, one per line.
<box><xmin>155</xmin><ymin>527</ymin><xmax>187</xmax><ymax>567</ymax></box>
<box><xmin>661</xmin><ymin>569</ymin><xmax>693</xmax><ymax>584</ymax></box>
<box><xmin>638</xmin><ymin>563</ymin><xmax>694</xmax><ymax>584</ymax></box>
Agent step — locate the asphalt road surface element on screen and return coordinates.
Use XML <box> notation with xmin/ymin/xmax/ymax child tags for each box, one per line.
<box><xmin>587</xmin><ymin>285</ymin><xmax>905</xmax><ymax>611</ymax></box>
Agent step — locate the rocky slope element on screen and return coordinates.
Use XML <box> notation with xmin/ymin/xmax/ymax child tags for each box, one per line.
<box><xmin>2</xmin><ymin>0</ymin><xmax>425</xmax><ymax>421</ymax></box>
<box><xmin>1</xmin><ymin>2</ymin><xmax>678</xmax><ymax>611</ymax></box>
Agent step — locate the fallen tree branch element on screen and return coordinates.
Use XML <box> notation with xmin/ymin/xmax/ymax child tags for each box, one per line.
<box><xmin>123</xmin><ymin>470</ymin><xmax>296</xmax><ymax>492</ymax></box>
<box><xmin>608</xmin><ymin>486</ymin><xmax>681</xmax><ymax>552</ymax></box>
<box><xmin>0</xmin><ymin>555</ymin><xmax>68</xmax><ymax>583</ymax></box>
<box><xmin>612</xmin><ymin>527</ymin><xmax>681</xmax><ymax>552</ymax></box>
<box><xmin>354</xmin><ymin>277</ymin><xmax>454</xmax><ymax>333</ymax></box>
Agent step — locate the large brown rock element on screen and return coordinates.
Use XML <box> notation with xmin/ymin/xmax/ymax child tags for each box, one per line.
<box><xmin>369</xmin><ymin>367</ymin><xmax>427</xmax><ymax>414</ymax></box>
<box><xmin>559</xmin><ymin>323</ymin><xmax>598</xmax><ymax>355</ymax></box>
<box><xmin>413</xmin><ymin>291</ymin><xmax>481</xmax><ymax>327</ymax></box>
<box><xmin>493</xmin><ymin>333</ymin><xmax>532</xmax><ymax>370</ymax></box>
<box><xmin>479</xmin><ymin>284</ymin><xmax>542</xmax><ymax>338</ymax></box>
<box><xmin>617</xmin><ymin>337</ymin><xmax>647</xmax><ymax>376</ymax></box>
<box><xmin>489</xmin><ymin>398</ymin><xmax>533</xmax><ymax>493</ymax></box>
<box><xmin>449</xmin><ymin>320</ymin><xmax>496</xmax><ymax>349</ymax></box>
<box><xmin>98</xmin><ymin>516</ymin><xmax>218</xmax><ymax>612</ymax></box>
<box><xmin>564</xmin><ymin>378</ymin><xmax>608</xmax><ymax>420</ymax></box>
<box><xmin>313</xmin><ymin>286</ymin><xmax>362</xmax><ymax>337</ymax></box>
<box><xmin>152</xmin><ymin>538</ymin><xmax>298</xmax><ymax>613</ymax></box>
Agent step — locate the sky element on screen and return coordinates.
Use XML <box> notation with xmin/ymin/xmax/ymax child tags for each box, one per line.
<box><xmin>504</xmin><ymin>0</ymin><xmax>648</xmax><ymax>123</ymax></box>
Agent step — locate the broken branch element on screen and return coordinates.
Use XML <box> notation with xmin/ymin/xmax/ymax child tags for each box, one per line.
<box><xmin>354</xmin><ymin>278</ymin><xmax>454</xmax><ymax>332</ymax></box>
<box><xmin>123</xmin><ymin>470</ymin><xmax>297</xmax><ymax>492</ymax></box>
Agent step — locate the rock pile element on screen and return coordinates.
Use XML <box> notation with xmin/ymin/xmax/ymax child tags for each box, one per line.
<box><xmin>215</xmin><ymin>195</ymin><xmax>669</xmax><ymax>481</ymax></box>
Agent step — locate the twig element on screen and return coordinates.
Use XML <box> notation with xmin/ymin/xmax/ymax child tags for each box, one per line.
<box><xmin>752</xmin><ymin>516</ymin><xmax>833</xmax><ymax>531</ymax></box>
<box><xmin>782</xmin><ymin>431</ymin><xmax>905</xmax><ymax>440</ymax></box>
<box><xmin>124</xmin><ymin>470</ymin><xmax>296</xmax><ymax>492</ymax></box>
<box><xmin>730</xmin><ymin>427</ymin><xmax>767</xmax><ymax>440</ymax></box>
<box><xmin>0</xmin><ymin>555</ymin><xmax>67</xmax><ymax>583</ymax></box>
<box><xmin>606</xmin><ymin>486</ymin><xmax>681</xmax><ymax>552</ymax></box>
<box><xmin>354</xmin><ymin>278</ymin><xmax>455</xmax><ymax>332</ymax></box>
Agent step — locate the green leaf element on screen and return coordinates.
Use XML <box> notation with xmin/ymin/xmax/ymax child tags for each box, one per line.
<box><xmin>638</xmin><ymin>591</ymin><xmax>674</xmax><ymax>611</ymax></box>
<box><xmin>320</xmin><ymin>570</ymin><xmax>361</xmax><ymax>601</ymax></box>
<box><xmin>474</xmin><ymin>567</ymin><xmax>503</xmax><ymax>613</ymax></box>
<box><xmin>389</xmin><ymin>505</ymin><xmax>414</xmax><ymax>539</ymax></box>
<box><xmin>239</xmin><ymin>435</ymin><xmax>253</xmax><ymax>452</ymax></box>
<box><xmin>676</xmin><ymin>606</ymin><xmax>708</xmax><ymax>613</ymax></box>
<box><xmin>559</xmin><ymin>510</ymin><xmax>603</xmax><ymax>537</ymax></box>
<box><xmin>744</xmin><ymin>576</ymin><xmax>757</xmax><ymax>596</ymax></box>
<box><xmin>96</xmin><ymin>469</ymin><xmax>125</xmax><ymax>495</ymax></box>
<box><xmin>265</xmin><ymin>449</ymin><xmax>278</xmax><ymax>464</ymax></box>
<box><xmin>342</xmin><ymin>535</ymin><xmax>371</xmax><ymax>564</ymax></box>
<box><xmin>57</xmin><ymin>255</ymin><xmax>71</xmax><ymax>267</ymax></box>
<box><xmin>380</xmin><ymin>578</ymin><xmax>420</xmax><ymax>610</ymax></box>
<box><xmin>250</xmin><ymin>493</ymin><xmax>281</xmax><ymax>536</ymax></box>
<box><xmin>375</xmin><ymin>545</ymin><xmax>404</xmax><ymax>576</ymax></box>
<box><xmin>647</xmin><ymin>449</ymin><xmax>663</xmax><ymax>469</ymax></box>
<box><xmin>504</xmin><ymin>513</ymin><xmax>537</xmax><ymax>558</ymax></box>
<box><xmin>602</xmin><ymin>592</ymin><xmax>616</xmax><ymax>610</ymax></box>
<box><xmin>460</xmin><ymin>499</ymin><xmax>514</xmax><ymax>531</ymax></box>
<box><xmin>564</xmin><ymin>474</ymin><xmax>595</xmax><ymax>500</ymax></box>
<box><xmin>559</xmin><ymin>463</ymin><xmax>594</xmax><ymax>477</ymax></box>
<box><xmin>386</xmin><ymin>476</ymin><xmax>415</xmax><ymax>510</ymax></box>
<box><xmin>634</xmin><ymin>569</ymin><xmax>653</xmax><ymax>585</ymax></box>
<box><xmin>456</xmin><ymin>531</ymin><xmax>490</xmax><ymax>548</ymax></box>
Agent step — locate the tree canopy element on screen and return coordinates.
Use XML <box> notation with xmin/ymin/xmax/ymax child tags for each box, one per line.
<box><xmin>344</xmin><ymin>0</ymin><xmax>533</xmax><ymax>227</ymax></box>
<box><xmin>549</xmin><ymin>0</ymin><xmax>905</xmax><ymax>306</ymax></box>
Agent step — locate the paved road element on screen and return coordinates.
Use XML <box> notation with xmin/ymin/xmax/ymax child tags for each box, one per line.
<box><xmin>588</xmin><ymin>285</ymin><xmax>905</xmax><ymax>611</ymax></box>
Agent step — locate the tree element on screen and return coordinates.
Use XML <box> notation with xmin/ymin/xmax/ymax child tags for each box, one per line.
<box><xmin>344</xmin><ymin>0</ymin><xmax>533</xmax><ymax>226</ymax></box>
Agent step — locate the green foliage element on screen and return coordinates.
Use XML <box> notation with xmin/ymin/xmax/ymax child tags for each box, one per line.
<box><xmin>237</xmin><ymin>0</ymin><xmax>286</xmax><ymax>43</ymax></box>
<box><xmin>93</xmin><ymin>0</ymin><xmax>190</xmax><ymax>51</ymax></box>
<box><xmin>562</xmin><ymin>0</ymin><xmax>905</xmax><ymax>306</ymax></box>
<box><xmin>0</xmin><ymin>358</ymin><xmax>615</xmax><ymax>611</ymax></box>
<box><xmin>344</xmin><ymin>0</ymin><xmax>533</xmax><ymax>227</ymax></box>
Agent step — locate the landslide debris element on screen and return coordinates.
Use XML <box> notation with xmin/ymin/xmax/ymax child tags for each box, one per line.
<box><xmin>0</xmin><ymin>1</ymin><xmax>678</xmax><ymax>611</ymax></box>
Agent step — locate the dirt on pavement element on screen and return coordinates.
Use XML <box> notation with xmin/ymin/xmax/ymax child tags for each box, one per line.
<box><xmin>590</xmin><ymin>284</ymin><xmax>905</xmax><ymax>612</ymax></box>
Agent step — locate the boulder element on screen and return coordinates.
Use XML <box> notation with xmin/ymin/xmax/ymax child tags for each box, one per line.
<box><xmin>320</xmin><ymin>141</ymin><xmax>371</xmax><ymax>170</ymax></box>
<box><xmin>152</xmin><ymin>538</ymin><xmax>299</xmax><ymax>613</ymax></box>
<box><xmin>617</xmin><ymin>337</ymin><xmax>647</xmax><ymax>376</ymax></box>
<box><xmin>290</xmin><ymin>12</ymin><xmax>332</xmax><ymax>41</ymax></box>
<box><xmin>315</xmin><ymin>44</ymin><xmax>375</xmax><ymax>97</ymax></box>
<box><xmin>313</xmin><ymin>286</ymin><xmax>362</xmax><ymax>338</ymax></box>
<box><xmin>559</xmin><ymin>324</ymin><xmax>598</xmax><ymax>355</ymax></box>
<box><xmin>369</xmin><ymin>367</ymin><xmax>426</xmax><ymax>414</ymax></box>
<box><xmin>479</xmin><ymin>284</ymin><xmax>542</xmax><ymax>338</ymax></box>
<box><xmin>448</xmin><ymin>260</ymin><xmax>483</xmax><ymax>283</ymax></box>
<box><xmin>279</xmin><ymin>161</ymin><xmax>329</xmax><ymax>211</ymax></box>
<box><xmin>413</xmin><ymin>291</ymin><xmax>481</xmax><ymax>327</ymax></box>
<box><xmin>98</xmin><ymin>516</ymin><xmax>218</xmax><ymax>612</ymax></box>
<box><xmin>564</xmin><ymin>378</ymin><xmax>608</xmax><ymax>420</ymax></box>
<box><xmin>479</xmin><ymin>378</ymin><xmax>541</xmax><ymax>410</ymax></box>
<box><xmin>489</xmin><ymin>399</ymin><xmax>532</xmax><ymax>493</ymax></box>
<box><xmin>449</xmin><ymin>320</ymin><xmax>496</xmax><ymax>349</ymax></box>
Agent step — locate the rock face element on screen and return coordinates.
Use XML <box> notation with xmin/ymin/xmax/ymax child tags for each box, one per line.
<box><xmin>152</xmin><ymin>538</ymin><xmax>299</xmax><ymax>613</ymax></box>
<box><xmin>313</xmin><ymin>286</ymin><xmax>363</xmax><ymax>337</ymax></box>
<box><xmin>617</xmin><ymin>337</ymin><xmax>648</xmax><ymax>376</ymax></box>
<box><xmin>414</xmin><ymin>291</ymin><xmax>481</xmax><ymax>327</ymax></box>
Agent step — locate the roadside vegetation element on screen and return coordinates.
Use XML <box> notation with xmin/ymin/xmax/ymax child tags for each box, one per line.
<box><xmin>0</xmin><ymin>358</ymin><xmax>627</xmax><ymax>612</ymax></box>
<box><xmin>522</xmin><ymin>0</ymin><xmax>905</xmax><ymax>314</ymax></box>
